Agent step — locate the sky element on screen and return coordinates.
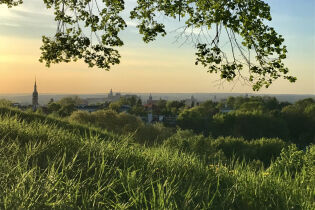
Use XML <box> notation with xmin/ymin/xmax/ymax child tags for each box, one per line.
<box><xmin>0</xmin><ymin>0</ymin><xmax>314</xmax><ymax>94</ymax></box>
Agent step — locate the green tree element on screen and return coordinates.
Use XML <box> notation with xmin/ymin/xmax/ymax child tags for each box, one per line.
<box><xmin>47</xmin><ymin>96</ymin><xmax>83</xmax><ymax>117</ymax></box>
<box><xmin>109</xmin><ymin>101</ymin><xmax>122</xmax><ymax>112</ymax></box>
<box><xmin>0</xmin><ymin>99</ymin><xmax>12</xmax><ymax>107</ymax></box>
<box><xmin>166</xmin><ymin>100</ymin><xmax>186</xmax><ymax>115</ymax></box>
<box><xmin>130</xmin><ymin>104</ymin><xmax>146</xmax><ymax>116</ymax></box>
<box><xmin>177</xmin><ymin>100</ymin><xmax>218</xmax><ymax>134</ymax></box>
<box><xmin>212</xmin><ymin>110</ymin><xmax>289</xmax><ymax>140</ymax></box>
<box><xmin>58</xmin><ymin>104</ymin><xmax>76</xmax><ymax>117</ymax></box>
<box><xmin>225</xmin><ymin>96</ymin><xmax>248</xmax><ymax>109</ymax></box>
<box><xmin>305</xmin><ymin>104</ymin><xmax>315</xmax><ymax>121</ymax></box>
<box><xmin>239</xmin><ymin>101</ymin><xmax>264</xmax><ymax>112</ymax></box>
<box><xmin>119</xmin><ymin>96</ymin><xmax>138</xmax><ymax>107</ymax></box>
<box><xmin>155</xmin><ymin>100</ymin><xmax>168</xmax><ymax>115</ymax></box>
<box><xmin>281</xmin><ymin>98</ymin><xmax>315</xmax><ymax>145</ymax></box>
<box><xmin>262</xmin><ymin>96</ymin><xmax>280</xmax><ymax>111</ymax></box>
<box><xmin>2</xmin><ymin>0</ymin><xmax>296</xmax><ymax>90</ymax></box>
<box><xmin>58</xmin><ymin>96</ymin><xmax>82</xmax><ymax>107</ymax></box>
<box><xmin>47</xmin><ymin>102</ymin><xmax>61</xmax><ymax>113</ymax></box>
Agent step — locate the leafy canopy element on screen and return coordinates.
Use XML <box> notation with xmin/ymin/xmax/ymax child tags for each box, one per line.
<box><xmin>2</xmin><ymin>0</ymin><xmax>296</xmax><ymax>90</ymax></box>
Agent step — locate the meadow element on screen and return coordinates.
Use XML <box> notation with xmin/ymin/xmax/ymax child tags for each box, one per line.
<box><xmin>0</xmin><ymin>106</ymin><xmax>314</xmax><ymax>209</ymax></box>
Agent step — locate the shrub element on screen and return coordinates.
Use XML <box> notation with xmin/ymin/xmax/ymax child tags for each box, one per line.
<box><xmin>69</xmin><ymin>110</ymin><xmax>144</xmax><ymax>134</ymax></box>
<box><xmin>69</xmin><ymin>110</ymin><xmax>92</xmax><ymax>125</ymax></box>
<box><xmin>212</xmin><ymin>111</ymin><xmax>289</xmax><ymax>140</ymax></box>
<box><xmin>118</xmin><ymin>112</ymin><xmax>144</xmax><ymax>133</ymax></box>
<box><xmin>135</xmin><ymin>123</ymin><xmax>174</xmax><ymax>145</ymax></box>
<box><xmin>211</xmin><ymin>136</ymin><xmax>287</xmax><ymax>166</ymax></box>
<box><xmin>0</xmin><ymin>99</ymin><xmax>12</xmax><ymax>107</ymax></box>
<box><xmin>163</xmin><ymin>130</ymin><xmax>228</xmax><ymax>163</ymax></box>
<box><xmin>268</xmin><ymin>144</ymin><xmax>315</xmax><ymax>177</ymax></box>
<box><xmin>164</xmin><ymin>130</ymin><xmax>211</xmax><ymax>155</ymax></box>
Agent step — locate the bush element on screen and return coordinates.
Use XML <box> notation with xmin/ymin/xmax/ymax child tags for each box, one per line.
<box><xmin>163</xmin><ymin>132</ymin><xmax>287</xmax><ymax>166</ymax></box>
<box><xmin>69</xmin><ymin>110</ymin><xmax>144</xmax><ymax>134</ymax></box>
<box><xmin>69</xmin><ymin>110</ymin><xmax>92</xmax><ymax>125</ymax></box>
<box><xmin>164</xmin><ymin>130</ymin><xmax>212</xmax><ymax>156</ymax></box>
<box><xmin>118</xmin><ymin>112</ymin><xmax>144</xmax><ymax>133</ymax></box>
<box><xmin>135</xmin><ymin>123</ymin><xmax>174</xmax><ymax>145</ymax></box>
<box><xmin>0</xmin><ymin>99</ymin><xmax>12</xmax><ymax>107</ymax></box>
<box><xmin>212</xmin><ymin>111</ymin><xmax>289</xmax><ymax>140</ymax></box>
<box><xmin>211</xmin><ymin>136</ymin><xmax>287</xmax><ymax>166</ymax></box>
<box><xmin>268</xmin><ymin>144</ymin><xmax>315</xmax><ymax>178</ymax></box>
<box><xmin>70</xmin><ymin>110</ymin><xmax>175</xmax><ymax>145</ymax></box>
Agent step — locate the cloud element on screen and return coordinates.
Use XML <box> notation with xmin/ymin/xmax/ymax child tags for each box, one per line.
<box><xmin>0</xmin><ymin>1</ymin><xmax>56</xmax><ymax>39</ymax></box>
<box><xmin>0</xmin><ymin>22</ymin><xmax>20</xmax><ymax>27</ymax></box>
<box><xmin>0</xmin><ymin>4</ymin><xmax>54</xmax><ymax>27</ymax></box>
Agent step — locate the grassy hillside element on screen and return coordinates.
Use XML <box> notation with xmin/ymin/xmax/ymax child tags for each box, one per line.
<box><xmin>0</xmin><ymin>106</ymin><xmax>314</xmax><ymax>209</ymax></box>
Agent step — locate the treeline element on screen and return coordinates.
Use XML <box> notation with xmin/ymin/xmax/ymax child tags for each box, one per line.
<box><xmin>2</xmin><ymin>95</ymin><xmax>314</xmax><ymax>146</ymax></box>
<box><xmin>178</xmin><ymin>97</ymin><xmax>315</xmax><ymax>146</ymax></box>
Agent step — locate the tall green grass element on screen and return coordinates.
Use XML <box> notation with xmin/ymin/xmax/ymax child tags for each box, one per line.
<box><xmin>0</xmin><ymin>107</ymin><xmax>314</xmax><ymax>209</ymax></box>
<box><xmin>0</xmin><ymin>106</ymin><xmax>121</xmax><ymax>141</ymax></box>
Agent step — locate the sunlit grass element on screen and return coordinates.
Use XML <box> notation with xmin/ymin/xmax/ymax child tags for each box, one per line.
<box><xmin>0</xmin><ymin>106</ymin><xmax>314</xmax><ymax>209</ymax></box>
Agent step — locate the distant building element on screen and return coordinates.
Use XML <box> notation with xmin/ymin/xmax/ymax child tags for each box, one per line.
<box><xmin>146</xmin><ymin>93</ymin><xmax>160</xmax><ymax>105</ymax></box>
<box><xmin>105</xmin><ymin>89</ymin><xmax>121</xmax><ymax>102</ymax></box>
<box><xmin>147</xmin><ymin>112</ymin><xmax>153</xmax><ymax>123</ymax></box>
<box><xmin>85</xmin><ymin>98</ymin><xmax>105</xmax><ymax>105</ymax></box>
<box><xmin>12</xmin><ymin>103</ymin><xmax>20</xmax><ymax>107</ymax></box>
<box><xmin>184</xmin><ymin>95</ymin><xmax>198</xmax><ymax>107</ymax></box>
<box><xmin>120</xmin><ymin>105</ymin><xmax>132</xmax><ymax>113</ymax></box>
<box><xmin>220</xmin><ymin>103</ymin><xmax>233</xmax><ymax>113</ymax></box>
<box><xmin>124</xmin><ymin>94</ymin><xmax>139</xmax><ymax>100</ymax></box>
<box><xmin>108</xmin><ymin>88</ymin><xmax>113</xmax><ymax>98</ymax></box>
<box><xmin>77</xmin><ymin>105</ymin><xmax>101</xmax><ymax>113</ymax></box>
<box><xmin>81</xmin><ymin>89</ymin><xmax>139</xmax><ymax>105</ymax></box>
<box><xmin>220</xmin><ymin>107</ymin><xmax>233</xmax><ymax>113</ymax></box>
<box><xmin>32</xmin><ymin>79</ymin><xmax>39</xmax><ymax>111</ymax></box>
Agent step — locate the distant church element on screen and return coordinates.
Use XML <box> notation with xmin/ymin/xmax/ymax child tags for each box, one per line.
<box><xmin>105</xmin><ymin>88</ymin><xmax>121</xmax><ymax>102</ymax></box>
<box><xmin>32</xmin><ymin>79</ymin><xmax>39</xmax><ymax>111</ymax></box>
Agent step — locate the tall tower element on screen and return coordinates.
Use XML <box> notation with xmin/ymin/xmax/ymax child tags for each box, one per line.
<box><xmin>108</xmin><ymin>88</ymin><xmax>113</xmax><ymax>99</ymax></box>
<box><xmin>148</xmin><ymin>93</ymin><xmax>153</xmax><ymax>104</ymax></box>
<box><xmin>32</xmin><ymin>78</ymin><xmax>39</xmax><ymax>111</ymax></box>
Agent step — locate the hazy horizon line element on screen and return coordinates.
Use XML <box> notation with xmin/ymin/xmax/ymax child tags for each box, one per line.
<box><xmin>1</xmin><ymin>92</ymin><xmax>314</xmax><ymax>96</ymax></box>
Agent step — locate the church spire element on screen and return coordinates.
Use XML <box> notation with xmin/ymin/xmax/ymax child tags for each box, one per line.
<box><xmin>32</xmin><ymin>77</ymin><xmax>39</xmax><ymax>111</ymax></box>
<box><xmin>34</xmin><ymin>77</ymin><xmax>37</xmax><ymax>92</ymax></box>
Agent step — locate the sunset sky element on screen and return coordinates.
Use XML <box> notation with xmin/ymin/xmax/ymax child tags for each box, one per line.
<box><xmin>0</xmin><ymin>0</ymin><xmax>314</xmax><ymax>94</ymax></box>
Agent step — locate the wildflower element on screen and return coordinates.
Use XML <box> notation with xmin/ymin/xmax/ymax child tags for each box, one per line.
<box><xmin>263</xmin><ymin>172</ymin><xmax>270</xmax><ymax>177</ymax></box>
<box><xmin>209</xmin><ymin>164</ymin><xmax>215</xmax><ymax>168</ymax></box>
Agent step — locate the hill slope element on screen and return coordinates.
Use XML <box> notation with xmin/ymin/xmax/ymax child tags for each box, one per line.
<box><xmin>0</xmin><ymin>107</ymin><xmax>314</xmax><ymax>209</ymax></box>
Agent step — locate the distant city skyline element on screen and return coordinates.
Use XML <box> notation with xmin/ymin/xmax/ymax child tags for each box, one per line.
<box><xmin>1</xmin><ymin>91</ymin><xmax>314</xmax><ymax>106</ymax></box>
<box><xmin>0</xmin><ymin>0</ymin><xmax>314</xmax><ymax>94</ymax></box>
